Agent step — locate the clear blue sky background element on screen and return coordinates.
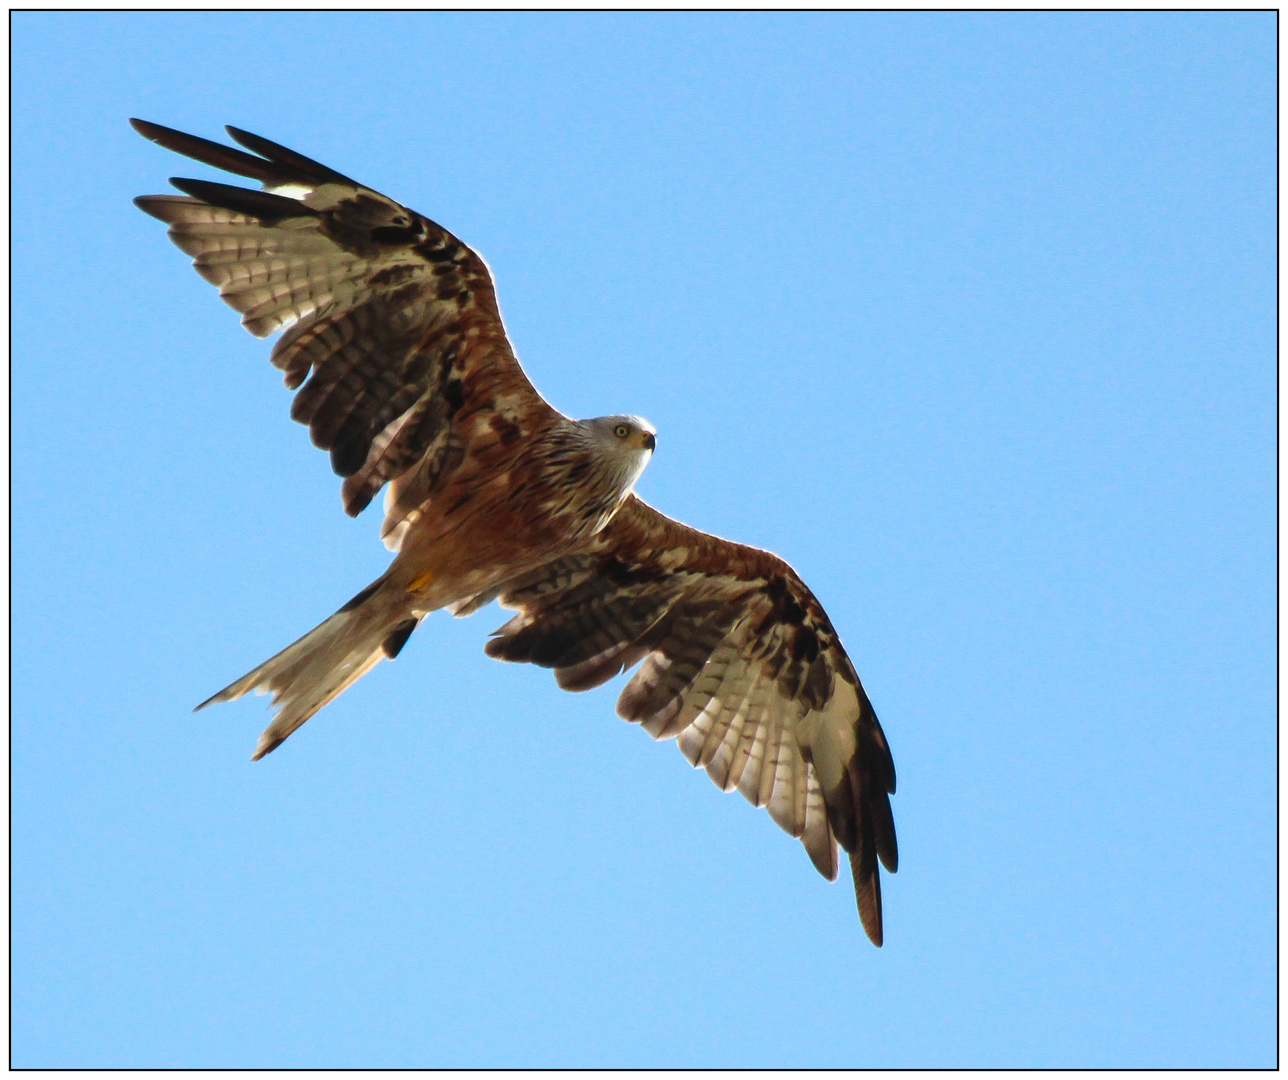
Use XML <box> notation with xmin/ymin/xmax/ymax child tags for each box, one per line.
<box><xmin>12</xmin><ymin>11</ymin><xmax>1275</xmax><ymax>1069</ymax></box>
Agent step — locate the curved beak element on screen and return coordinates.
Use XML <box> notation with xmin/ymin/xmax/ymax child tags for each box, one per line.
<box><xmin>642</xmin><ymin>431</ymin><xmax>656</xmax><ymax>452</ymax></box>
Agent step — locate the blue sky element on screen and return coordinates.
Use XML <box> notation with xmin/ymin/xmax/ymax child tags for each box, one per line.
<box><xmin>11</xmin><ymin>11</ymin><xmax>1275</xmax><ymax>1068</ymax></box>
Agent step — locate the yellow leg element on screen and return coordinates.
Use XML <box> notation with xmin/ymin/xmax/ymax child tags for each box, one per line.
<box><xmin>407</xmin><ymin>568</ymin><xmax>436</xmax><ymax>595</ymax></box>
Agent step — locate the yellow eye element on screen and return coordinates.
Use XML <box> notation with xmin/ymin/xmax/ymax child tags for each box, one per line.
<box><xmin>614</xmin><ymin>424</ymin><xmax>630</xmax><ymax>439</ymax></box>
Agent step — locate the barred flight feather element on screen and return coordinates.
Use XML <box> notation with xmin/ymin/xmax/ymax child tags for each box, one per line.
<box><xmin>703</xmin><ymin>674</ymin><xmax>763</xmax><ymax>791</ymax></box>
<box><xmin>675</xmin><ymin>647</ymin><xmax>747</xmax><ymax>767</ymax></box>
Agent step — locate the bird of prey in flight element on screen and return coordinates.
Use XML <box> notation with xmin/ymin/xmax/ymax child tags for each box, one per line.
<box><xmin>132</xmin><ymin>119</ymin><xmax>898</xmax><ymax>944</ymax></box>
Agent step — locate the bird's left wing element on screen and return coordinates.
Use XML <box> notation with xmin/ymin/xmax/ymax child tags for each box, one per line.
<box><xmin>131</xmin><ymin>119</ymin><xmax>556</xmax><ymax>542</ymax></box>
<box><xmin>479</xmin><ymin>496</ymin><xmax>898</xmax><ymax>944</ymax></box>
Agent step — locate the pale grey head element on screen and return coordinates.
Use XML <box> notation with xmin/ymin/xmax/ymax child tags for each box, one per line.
<box><xmin>577</xmin><ymin>413</ymin><xmax>657</xmax><ymax>512</ymax></box>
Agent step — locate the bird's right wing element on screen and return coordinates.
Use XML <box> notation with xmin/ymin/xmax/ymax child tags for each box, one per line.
<box><xmin>480</xmin><ymin>496</ymin><xmax>898</xmax><ymax>944</ymax></box>
<box><xmin>132</xmin><ymin>119</ymin><xmax>556</xmax><ymax>545</ymax></box>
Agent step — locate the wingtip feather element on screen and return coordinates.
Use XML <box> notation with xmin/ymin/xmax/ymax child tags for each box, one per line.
<box><xmin>224</xmin><ymin>124</ymin><xmax>359</xmax><ymax>186</ymax></box>
<box><xmin>251</xmin><ymin>732</ymin><xmax>282</xmax><ymax>761</ymax></box>
<box><xmin>129</xmin><ymin>116</ymin><xmax>168</xmax><ymax>140</ymax></box>
<box><xmin>194</xmin><ymin>687</ymin><xmax>234</xmax><ymax>712</ymax></box>
<box><xmin>851</xmin><ymin>850</ymin><xmax>884</xmax><ymax>947</ymax></box>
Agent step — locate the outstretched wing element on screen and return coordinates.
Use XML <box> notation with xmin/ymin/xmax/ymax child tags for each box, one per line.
<box><xmin>480</xmin><ymin>496</ymin><xmax>898</xmax><ymax>945</ymax></box>
<box><xmin>132</xmin><ymin>119</ymin><xmax>555</xmax><ymax>545</ymax></box>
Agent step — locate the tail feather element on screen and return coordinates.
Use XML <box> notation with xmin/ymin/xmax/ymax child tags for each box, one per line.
<box><xmin>196</xmin><ymin>576</ymin><xmax>417</xmax><ymax>759</ymax></box>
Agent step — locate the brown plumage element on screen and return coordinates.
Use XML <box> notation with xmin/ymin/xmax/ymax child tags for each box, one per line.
<box><xmin>134</xmin><ymin>119</ymin><xmax>898</xmax><ymax>944</ymax></box>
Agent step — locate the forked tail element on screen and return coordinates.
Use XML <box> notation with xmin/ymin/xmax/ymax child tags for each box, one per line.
<box><xmin>196</xmin><ymin>575</ymin><xmax>420</xmax><ymax>759</ymax></box>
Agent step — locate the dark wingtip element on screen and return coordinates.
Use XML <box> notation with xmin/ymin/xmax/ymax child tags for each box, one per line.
<box><xmin>131</xmin><ymin>117</ymin><xmax>206</xmax><ymax>152</ymax></box>
<box><xmin>224</xmin><ymin>124</ymin><xmax>359</xmax><ymax>186</ymax></box>
<box><xmin>132</xmin><ymin>119</ymin><xmax>298</xmax><ymax>187</ymax></box>
<box><xmin>876</xmin><ymin>798</ymin><xmax>899</xmax><ymax>874</ymax></box>
<box><xmin>129</xmin><ymin>116</ymin><xmax>166</xmax><ymax>139</ymax></box>
<box><xmin>167</xmin><ymin>176</ymin><xmax>317</xmax><ymax>223</ymax></box>
<box><xmin>851</xmin><ymin>850</ymin><xmax>885</xmax><ymax>947</ymax></box>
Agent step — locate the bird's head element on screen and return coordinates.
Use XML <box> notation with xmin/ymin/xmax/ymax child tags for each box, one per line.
<box><xmin>581</xmin><ymin>413</ymin><xmax>657</xmax><ymax>493</ymax></box>
<box><xmin>585</xmin><ymin>414</ymin><xmax>656</xmax><ymax>453</ymax></box>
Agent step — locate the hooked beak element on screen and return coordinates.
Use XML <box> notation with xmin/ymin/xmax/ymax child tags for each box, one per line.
<box><xmin>642</xmin><ymin>431</ymin><xmax>656</xmax><ymax>452</ymax></box>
